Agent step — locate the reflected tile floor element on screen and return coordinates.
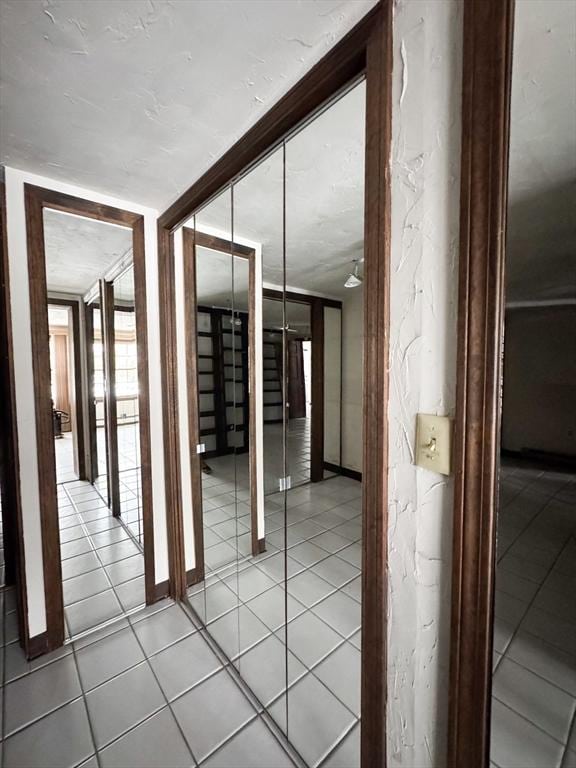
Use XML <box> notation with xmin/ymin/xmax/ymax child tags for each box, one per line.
<box><xmin>58</xmin><ymin>481</ymin><xmax>145</xmax><ymax>638</ymax></box>
<box><xmin>0</xmin><ymin>598</ymin><xmax>299</xmax><ymax>768</ymax></box>
<box><xmin>491</xmin><ymin>458</ymin><xmax>576</xmax><ymax>768</ymax></box>
<box><xmin>189</xmin><ymin>474</ymin><xmax>363</xmax><ymax>768</ymax></box>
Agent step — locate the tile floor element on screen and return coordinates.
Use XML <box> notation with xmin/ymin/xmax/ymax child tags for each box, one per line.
<box><xmin>190</xmin><ymin>471</ymin><xmax>363</xmax><ymax>768</ymax></box>
<box><xmin>491</xmin><ymin>458</ymin><xmax>576</xmax><ymax>768</ymax></box>
<box><xmin>58</xmin><ymin>481</ymin><xmax>146</xmax><ymax>638</ymax></box>
<box><xmin>0</xmin><ymin>597</ymin><xmax>301</xmax><ymax>768</ymax></box>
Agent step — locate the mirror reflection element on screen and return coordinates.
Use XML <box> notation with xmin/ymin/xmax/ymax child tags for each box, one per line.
<box><xmin>43</xmin><ymin>208</ymin><xmax>146</xmax><ymax>638</ymax></box>
<box><xmin>183</xmin><ymin>78</ymin><xmax>366</xmax><ymax>761</ymax></box>
<box><xmin>490</xmin><ymin>2</ymin><xmax>576</xmax><ymax>766</ymax></box>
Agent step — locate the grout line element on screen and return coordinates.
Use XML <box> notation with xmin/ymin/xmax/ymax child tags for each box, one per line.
<box><xmin>63</xmin><ymin>485</ymin><xmax>198</xmax><ymax>765</ymax></box>
<box><xmin>492</xmin><ymin>695</ymin><xmax>568</xmax><ymax>747</ymax></box>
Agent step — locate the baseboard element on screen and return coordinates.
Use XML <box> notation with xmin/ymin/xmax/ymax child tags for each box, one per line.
<box><xmin>186</xmin><ymin>568</ymin><xmax>204</xmax><ymax>587</ymax></box>
<box><xmin>27</xmin><ymin>631</ymin><xmax>49</xmax><ymax>660</ymax></box>
<box><xmin>501</xmin><ymin>448</ymin><xmax>576</xmax><ymax>470</ymax></box>
<box><xmin>153</xmin><ymin>579</ymin><xmax>170</xmax><ymax>602</ymax></box>
<box><xmin>323</xmin><ymin>461</ymin><xmax>362</xmax><ymax>482</ymax></box>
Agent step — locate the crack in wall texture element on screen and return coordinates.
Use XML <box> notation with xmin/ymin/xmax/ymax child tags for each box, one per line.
<box><xmin>387</xmin><ymin>1</ymin><xmax>462</xmax><ymax>765</ymax></box>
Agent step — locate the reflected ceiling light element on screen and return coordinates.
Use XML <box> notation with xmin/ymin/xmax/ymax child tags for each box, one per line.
<box><xmin>344</xmin><ymin>260</ymin><xmax>363</xmax><ymax>288</ymax></box>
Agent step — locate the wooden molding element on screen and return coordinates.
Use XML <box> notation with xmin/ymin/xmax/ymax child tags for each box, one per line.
<box><xmin>360</xmin><ymin>4</ymin><xmax>393</xmax><ymax>766</ymax></box>
<box><xmin>101</xmin><ymin>279</ymin><xmax>121</xmax><ymax>516</ymax></box>
<box><xmin>24</xmin><ymin>183</ymin><xmax>65</xmax><ymax>651</ymax></box>
<box><xmin>447</xmin><ymin>1</ymin><xmax>515</xmax><ymax>766</ymax></box>
<box><xmin>131</xmin><ymin>217</ymin><xmax>157</xmax><ymax>605</ymax></box>
<box><xmin>157</xmin><ymin>223</ymin><xmax>187</xmax><ymax>600</ymax></box>
<box><xmin>47</xmin><ymin>298</ymin><xmax>87</xmax><ymax>481</ymax></box>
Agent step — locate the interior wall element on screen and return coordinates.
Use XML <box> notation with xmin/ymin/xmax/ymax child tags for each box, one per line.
<box><xmin>4</xmin><ymin>166</ymin><xmax>168</xmax><ymax>639</ymax></box>
<box><xmin>502</xmin><ymin>306</ymin><xmax>576</xmax><ymax>457</ymax></box>
<box><xmin>387</xmin><ymin>1</ymin><xmax>462</xmax><ymax>765</ymax></box>
<box><xmin>323</xmin><ymin>305</ymin><xmax>342</xmax><ymax>466</ymax></box>
<box><xmin>341</xmin><ymin>288</ymin><xmax>364</xmax><ymax>473</ymax></box>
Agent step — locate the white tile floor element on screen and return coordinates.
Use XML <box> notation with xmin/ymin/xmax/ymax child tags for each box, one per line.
<box><xmin>0</xmin><ymin>597</ymin><xmax>301</xmax><ymax>767</ymax></box>
<box><xmin>491</xmin><ymin>458</ymin><xmax>576</xmax><ymax>768</ymax></box>
<box><xmin>190</xmin><ymin>468</ymin><xmax>362</xmax><ymax>767</ymax></box>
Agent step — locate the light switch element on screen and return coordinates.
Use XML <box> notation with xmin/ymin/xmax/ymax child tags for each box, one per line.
<box><xmin>415</xmin><ymin>413</ymin><xmax>451</xmax><ymax>475</ymax></box>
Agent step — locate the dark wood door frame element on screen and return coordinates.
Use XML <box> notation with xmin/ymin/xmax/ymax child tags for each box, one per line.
<box><xmin>84</xmin><ymin>302</ymin><xmax>99</xmax><ymax>484</ymax></box>
<box><xmin>101</xmin><ymin>279</ymin><xmax>121</xmax><ymax>516</ymax></box>
<box><xmin>24</xmin><ymin>184</ymin><xmax>158</xmax><ymax>653</ymax></box>
<box><xmin>448</xmin><ymin>1</ymin><xmax>515</xmax><ymax>766</ymax></box>
<box><xmin>183</xmin><ymin>227</ymin><xmax>261</xmax><ymax>583</ymax></box>
<box><xmin>157</xmin><ymin>3</ymin><xmax>392</xmax><ymax>764</ymax></box>
<box><xmin>262</xmin><ymin>288</ymin><xmax>342</xmax><ymax>483</ymax></box>
<box><xmin>0</xmin><ymin>177</ymin><xmax>30</xmax><ymax>656</ymax></box>
<box><xmin>47</xmin><ymin>297</ymin><xmax>87</xmax><ymax>482</ymax></box>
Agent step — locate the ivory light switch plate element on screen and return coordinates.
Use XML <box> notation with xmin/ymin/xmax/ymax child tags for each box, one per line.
<box><xmin>415</xmin><ymin>414</ymin><xmax>451</xmax><ymax>475</ymax></box>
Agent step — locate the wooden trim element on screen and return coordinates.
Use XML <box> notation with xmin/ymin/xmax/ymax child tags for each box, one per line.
<box><xmin>158</xmin><ymin>223</ymin><xmax>187</xmax><ymax>600</ymax></box>
<box><xmin>324</xmin><ymin>461</ymin><xmax>362</xmax><ymax>483</ymax></box>
<box><xmin>310</xmin><ymin>298</ymin><xmax>325</xmax><ymax>483</ymax></box>
<box><xmin>183</xmin><ymin>227</ymin><xmax>205</xmax><ymax>584</ymax></box>
<box><xmin>194</xmin><ymin>230</ymin><xmax>253</xmax><ymax>259</ymax></box>
<box><xmin>131</xmin><ymin>217</ymin><xmax>157</xmax><ymax>605</ymax></box>
<box><xmin>84</xmin><ymin>303</ymin><xmax>98</xmax><ymax>483</ymax></box>
<box><xmin>24</xmin><ymin>184</ymin><xmax>65</xmax><ymax>651</ymax></box>
<box><xmin>447</xmin><ymin>1</ymin><xmax>515</xmax><ymax>766</ymax></box>
<box><xmin>154</xmin><ymin>579</ymin><xmax>170</xmax><ymax>601</ymax></box>
<box><xmin>27</xmin><ymin>631</ymin><xmax>49</xmax><ymax>660</ymax></box>
<box><xmin>361</xmin><ymin>4</ymin><xmax>392</xmax><ymax>766</ymax></box>
<box><xmin>101</xmin><ymin>279</ymin><xmax>121</xmax><ymax>516</ymax></box>
<box><xmin>24</xmin><ymin>184</ymin><xmax>159</xmax><ymax>651</ymax></box>
<box><xmin>47</xmin><ymin>298</ymin><xmax>87</xmax><ymax>480</ymax></box>
<box><xmin>1</xmin><ymin>177</ymin><xmax>30</xmax><ymax>655</ymax></box>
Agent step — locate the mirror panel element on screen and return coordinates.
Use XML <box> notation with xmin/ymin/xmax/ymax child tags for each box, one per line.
<box><xmin>112</xmin><ymin>265</ymin><xmax>143</xmax><ymax>544</ymax></box>
<box><xmin>281</xmin><ymin>80</ymin><xmax>365</xmax><ymax>762</ymax></box>
<box><xmin>90</xmin><ymin>301</ymin><xmax>108</xmax><ymax>501</ymax></box>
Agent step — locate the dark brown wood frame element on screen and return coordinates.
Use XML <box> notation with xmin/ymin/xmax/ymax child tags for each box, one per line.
<box><xmin>101</xmin><ymin>279</ymin><xmax>121</xmax><ymax>516</ymax></box>
<box><xmin>448</xmin><ymin>1</ymin><xmax>515</xmax><ymax>765</ymax></box>
<box><xmin>262</xmin><ymin>288</ymin><xmax>343</xmax><ymax>483</ymax></box>
<box><xmin>24</xmin><ymin>184</ymin><xmax>157</xmax><ymax>652</ymax></box>
<box><xmin>183</xmin><ymin>227</ymin><xmax>261</xmax><ymax>583</ymax></box>
<box><xmin>84</xmin><ymin>302</ymin><xmax>99</xmax><ymax>484</ymax></box>
<box><xmin>157</xmin><ymin>4</ymin><xmax>392</xmax><ymax>764</ymax></box>
<box><xmin>46</xmin><ymin>297</ymin><xmax>87</xmax><ymax>482</ymax></box>
<box><xmin>0</xmin><ymin>177</ymin><xmax>30</xmax><ymax>655</ymax></box>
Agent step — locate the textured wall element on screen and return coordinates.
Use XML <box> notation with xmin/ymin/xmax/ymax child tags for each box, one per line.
<box><xmin>387</xmin><ymin>1</ymin><xmax>462</xmax><ymax>764</ymax></box>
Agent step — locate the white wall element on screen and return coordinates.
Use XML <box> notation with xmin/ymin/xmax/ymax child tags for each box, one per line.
<box><xmin>324</xmin><ymin>306</ymin><xmax>342</xmax><ymax>466</ymax></box>
<box><xmin>341</xmin><ymin>288</ymin><xmax>364</xmax><ymax>473</ymax></box>
<box><xmin>502</xmin><ymin>306</ymin><xmax>576</xmax><ymax>457</ymax></box>
<box><xmin>387</xmin><ymin>2</ymin><xmax>462</xmax><ymax>765</ymax></box>
<box><xmin>4</xmin><ymin>166</ymin><xmax>168</xmax><ymax>638</ymax></box>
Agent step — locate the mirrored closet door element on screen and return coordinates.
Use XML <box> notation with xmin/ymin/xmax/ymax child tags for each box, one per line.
<box><xmin>180</xmin><ymin>77</ymin><xmax>366</xmax><ymax>766</ymax></box>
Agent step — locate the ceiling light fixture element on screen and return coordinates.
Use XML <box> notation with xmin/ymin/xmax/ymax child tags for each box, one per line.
<box><xmin>344</xmin><ymin>260</ymin><xmax>363</xmax><ymax>289</ymax></box>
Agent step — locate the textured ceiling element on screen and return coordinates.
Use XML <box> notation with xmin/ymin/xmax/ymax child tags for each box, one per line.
<box><xmin>2</xmin><ymin>0</ymin><xmax>573</xmax><ymax>304</ymax></box>
<box><xmin>44</xmin><ymin>209</ymin><xmax>132</xmax><ymax>294</ymax></box>
<box><xmin>0</xmin><ymin>0</ymin><xmax>376</xmax><ymax>210</ymax></box>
